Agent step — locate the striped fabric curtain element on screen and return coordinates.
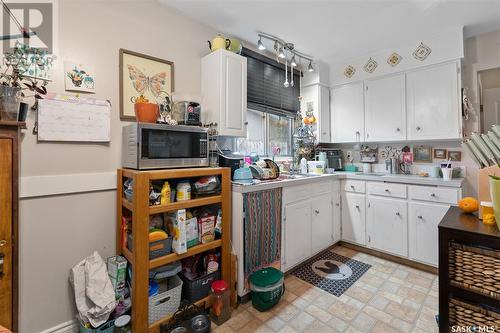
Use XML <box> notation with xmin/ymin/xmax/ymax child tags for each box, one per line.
<box><xmin>243</xmin><ymin>188</ymin><xmax>282</xmax><ymax>281</ymax></box>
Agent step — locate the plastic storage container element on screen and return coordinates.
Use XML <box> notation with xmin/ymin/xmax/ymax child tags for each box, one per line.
<box><xmin>149</xmin><ymin>275</ymin><xmax>183</xmax><ymax>324</ymax></box>
<box><xmin>127</xmin><ymin>234</ymin><xmax>172</xmax><ymax>259</ymax></box>
<box><xmin>250</xmin><ymin>267</ymin><xmax>284</xmax><ymax>312</ymax></box>
<box><xmin>209</xmin><ymin>280</ymin><xmax>231</xmax><ymax>325</ymax></box>
<box><xmin>179</xmin><ymin>270</ymin><xmax>220</xmax><ymax>302</ymax></box>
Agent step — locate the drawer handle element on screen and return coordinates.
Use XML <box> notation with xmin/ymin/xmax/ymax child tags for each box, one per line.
<box><xmin>430</xmin><ymin>193</ymin><xmax>436</xmax><ymax>197</ymax></box>
<box><xmin>385</xmin><ymin>189</ymin><xmax>390</xmax><ymax>192</ymax></box>
<box><xmin>0</xmin><ymin>240</ymin><xmax>6</xmax><ymax>247</ymax></box>
<box><xmin>417</xmin><ymin>215</ymin><xmax>423</xmax><ymax>219</ymax></box>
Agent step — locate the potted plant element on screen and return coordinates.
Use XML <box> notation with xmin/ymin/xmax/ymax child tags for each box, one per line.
<box><xmin>490</xmin><ymin>171</ymin><xmax>500</xmax><ymax>229</ymax></box>
<box><xmin>0</xmin><ymin>42</ymin><xmax>54</xmax><ymax>120</ymax></box>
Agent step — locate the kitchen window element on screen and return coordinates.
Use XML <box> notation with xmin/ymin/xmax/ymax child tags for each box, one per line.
<box><xmin>235</xmin><ymin>109</ymin><xmax>294</xmax><ymax>157</ymax></box>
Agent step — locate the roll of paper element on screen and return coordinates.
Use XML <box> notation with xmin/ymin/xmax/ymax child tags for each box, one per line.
<box><xmin>461</xmin><ymin>140</ymin><xmax>482</xmax><ymax>168</ymax></box>
<box><xmin>466</xmin><ymin>139</ymin><xmax>489</xmax><ymax>168</ymax></box>
<box><xmin>471</xmin><ymin>132</ymin><xmax>495</xmax><ymax>166</ymax></box>
<box><xmin>489</xmin><ymin>131</ymin><xmax>500</xmax><ymax>151</ymax></box>
<box><xmin>492</xmin><ymin>124</ymin><xmax>500</xmax><ymax>138</ymax></box>
<box><xmin>482</xmin><ymin>133</ymin><xmax>500</xmax><ymax>161</ymax></box>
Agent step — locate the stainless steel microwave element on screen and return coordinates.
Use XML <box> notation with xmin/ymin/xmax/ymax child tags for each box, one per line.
<box><xmin>122</xmin><ymin>123</ymin><xmax>209</xmax><ymax>169</ymax></box>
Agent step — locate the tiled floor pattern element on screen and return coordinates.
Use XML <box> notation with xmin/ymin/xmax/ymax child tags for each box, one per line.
<box><xmin>214</xmin><ymin>245</ymin><xmax>438</xmax><ymax>333</ymax></box>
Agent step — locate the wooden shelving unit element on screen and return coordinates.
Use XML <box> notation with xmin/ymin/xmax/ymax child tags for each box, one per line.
<box><xmin>117</xmin><ymin>167</ymin><xmax>232</xmax><ymax>333</ymax></box>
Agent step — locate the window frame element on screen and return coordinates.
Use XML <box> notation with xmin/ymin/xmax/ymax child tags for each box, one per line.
<box><xmin>236</xmin><ymin>108</ymin><xmax>294</xmax><ymax>157</ymax></box>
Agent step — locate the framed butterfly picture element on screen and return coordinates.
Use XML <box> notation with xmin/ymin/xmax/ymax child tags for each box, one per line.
<box><xmin>119</xmin><ymin>49</ymin><xmax>174</xmax><ymax>120</ymax></box>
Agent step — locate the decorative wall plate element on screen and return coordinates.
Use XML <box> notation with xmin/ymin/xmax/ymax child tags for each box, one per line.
<box><xmin>363</xmin><ymin>58</ymin><xmax>378</xmax><ymax>73</ymax></box>
<box><xmin>413</xmin><ymin>42</ymin><xmax>432</xmax><ymax>61</ymax></box>
<box><xmin>387</xmin><ymin>52</ymin><xmax>402</xmax><ymax>67</ymax></box>
<box><xmin>344</xmin><ymin>65</ymin><xmax>356</xmax><ymax>78</ymax></box>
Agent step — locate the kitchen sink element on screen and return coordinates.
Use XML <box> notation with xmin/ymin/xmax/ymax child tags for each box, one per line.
<box><xmin>278</xmin><ymin>173</ymin><xmax>321</xmax><ymax>180</ymax></box>
<box><xmin>354</xmin><ymin>172</ymin><xmax>386</xmax><ymax>176</ymax></box>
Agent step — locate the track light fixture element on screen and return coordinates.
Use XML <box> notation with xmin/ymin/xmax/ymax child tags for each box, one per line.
<box><xmin>256</xmin><ymin>32</ymin><xmax>314</xmax><ymax>73</ymax></box>
<box><xmin>257</xmin><ymin>37</ymin><xmax>266</xmax><ymax>50</ymax></box>
<box><xmin>308</xmin><ymin>61</ymin><xmax>314</xmax><ymax>72</ymax></box>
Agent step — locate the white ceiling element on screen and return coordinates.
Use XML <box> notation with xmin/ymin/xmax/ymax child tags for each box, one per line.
<box><xmin>159</xmin><ymin>0</ymin><xmax>500</xmax><ymax>66</ymax></box>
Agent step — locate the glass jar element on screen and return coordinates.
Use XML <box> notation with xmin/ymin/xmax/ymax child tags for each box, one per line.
<box><xmin>114</xmin><ymin>315</ymin><xmax>131</xmax><ymax>333</ymax></box>
<box><xmin>209</xmin><ymin>280</ymin><xmax>231</xmax><ymax>325</ymax></box>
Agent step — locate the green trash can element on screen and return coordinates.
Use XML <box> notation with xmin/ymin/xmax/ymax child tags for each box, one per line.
<box><xmin>249</xmin><ymin>267</ymin><xmax>285</xmax><ymax>312</ymax></box>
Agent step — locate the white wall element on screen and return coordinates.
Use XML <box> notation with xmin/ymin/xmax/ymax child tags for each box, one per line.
<box><xmin>462</xmin><ymin>29</ymin><xmax>500</xmax><ymax>136</ymax></box>
<box><xmin>18</xmin><ymin>1</ymin><xmax>216</xmax><ymax>332</ymax></box>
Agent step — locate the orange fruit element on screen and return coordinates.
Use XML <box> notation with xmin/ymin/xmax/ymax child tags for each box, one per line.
<box><xmin>303</xmin><ymin>117</ymin><xmax>310</xmax><ymax>125</ymax></box>
<box><xmin>458</xmin><ymin>197</ymin><xmax>479</xmax><ymax>213</ymax></box>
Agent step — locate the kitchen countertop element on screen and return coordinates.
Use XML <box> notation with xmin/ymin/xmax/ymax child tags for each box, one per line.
<box><xmin>232</xmin><ymin>172</ymin><xmax>464</xmax><ymax>193</ymax></box>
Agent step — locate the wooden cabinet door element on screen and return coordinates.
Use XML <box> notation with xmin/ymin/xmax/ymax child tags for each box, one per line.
<box><xmin>409</xmin><ymin>202</ymin><xmax>449</xmax><ymax>266</ymax></box>
<box><xmin>367</xmin><ymin>196</ymin><xmax>408</xmax><ymax>257</ymax></box>
<box><xmin>0</xmin><ymin>139</ymin><xmax>12</xmax><ymax>329</ymax></box>
<box><xmin>331</xmin><ymin>82</ymin><xmax>364</xmax><ymax>143</ymax></box>
<box><xmin>365</xmin><ymin>74</ymin><xmax>406</xmax><ymax>142</ymax></box>
<box><xmin>284</xmin><ymin>200</ymin><xmax>311</xmax><ymax>271</ymax></box>
<box><xmin>221</xmin><ymin>51</ymin><xmax>247</xmax><ymax>136</ymax></box>
<box><xmin>341</xmin><ymin>192</ymin><xmax>366</xmax><ymax>245</ymax></box>
<box><xmin>407</xmin><ymin>62</ymin><xmax>460</xmax><ymax>140</ymax></box>
<box><xmin>311</xmin><ymin>194</ymin><xmax>333</xmax><ymax>254</ymax></box>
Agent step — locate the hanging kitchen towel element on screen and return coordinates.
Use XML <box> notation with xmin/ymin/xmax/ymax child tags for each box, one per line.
<box><xmin>243</xmin><ymin>188</ymin><xmax>282</xmax><ymax>283</ymax></box>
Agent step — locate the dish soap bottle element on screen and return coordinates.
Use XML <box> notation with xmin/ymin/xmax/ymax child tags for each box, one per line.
<box><xmin>300</xmin><ymin>158</ymin><xmax>308</xmax><ymax>174</ymax></box>
<box><xmin>160</xmin><ymin>181</ymin><xmax>171</xmax><ymax>205</ymax></box>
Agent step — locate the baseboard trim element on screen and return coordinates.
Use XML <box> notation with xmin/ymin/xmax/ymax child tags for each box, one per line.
<box><xmin>339</xmin><ymin>241</ymin><xmax>438</xmax><ymax>274</ymax></box>
<box><xmin>39</xmin><ymin>320</ymin><xmax>77</xmax><ymax>333</ymax></box>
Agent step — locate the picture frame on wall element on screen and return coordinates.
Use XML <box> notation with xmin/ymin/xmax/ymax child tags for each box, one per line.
<box><xmin>119</xmin><ymin>48</ymin><xmax>174</xmax><ymax>121</ymax></box>
<box><xmin>448</xmin><ymin>151</ymin><xmax>462</xmax><ymax>161</ymax></box>
<box><xmin>413</xmin><ymin>146</ymin><xmax>432</xmax><ymax>163</ymax></box>
<box><xmin>433</xmin><ymin>148</ymin><xmax>447</xmax><ymax>159</ymax></box>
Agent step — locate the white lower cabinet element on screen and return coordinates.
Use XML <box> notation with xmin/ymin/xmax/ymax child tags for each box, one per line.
<box><xmin>284</xmin><ymin>200</ymin><xmax>312</xmax><ymax>270</ymax></box>
<box><xmin>333</xmin><ymin>191</ymin><xmax>341</xmax><ymax>243</ymax></box>
<box><xmin>283</xmin><ymin>180</ymin><xmax>340</xmax><ymax>271</ymax></box>
<box><xmin>409</xmin><ymin>201</ymin><xmax>449</xmax><ymax>266</ymax></box>
<box><xmin>367</xmin><ymin>196</ymin><xmax>408</xmax><ymax>257</ymax></box>
<box><xmin>312</xmin><ymin>194</ymin><xmax>334</xmax><ymax>254</ymax></box>
<box><xmin>341</xmin><ymin>192</ymin><xmax>366</xmax><ymax>246</ymax></box>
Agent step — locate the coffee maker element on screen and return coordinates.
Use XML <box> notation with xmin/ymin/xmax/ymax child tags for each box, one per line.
<box><xmin>316</xmin><ymin>148</ymin><xmax>344</xmax><ymax>171</ymax></box>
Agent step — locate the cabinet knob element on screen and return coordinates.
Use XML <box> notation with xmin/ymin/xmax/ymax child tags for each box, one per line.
<box><xmin>355</xmin><ymin>205</ymin><xmax>360</xmax><ymax>209</ymax></box>
<box><xmin>244</xmin><ymin>121</ymin><xmax>248</xmax><ymax>125</ymax></box>
<box><xmin>416</xmin><ymin>126</ymin><xmax>421</xmax><ymax>131</ymax></box>
<box><xmin>385</xmin><ymin>189</ymin><xmax>390</xmax><ymax>192</ymax></box>
<box><xmin>396</xmin><ymin>128</ymin><xmax>400</xmax><ymax>132</ymax></box>
<box><xmin>430</xmin><ymin>193</ymin><xmax>436</xmax><ymax>197</ymax></box>
<box><xmin>315</xmin><ymin>210</ymin><xmax>320</xmax><ymax>214</ymax></box>
<box><xmin>396</xmin><ymin>212</ymin><xmax>400</xmax><ymax>216</ymax></box>
<box><xmin>335</xmin><ymin>203</ymin><xmax>340</xmax><ymax>207</ymax></box>
<box><xmin>351</xmin><ymin>185</ymin><xmax>355</xmax><ymax>189</ymax></box>
<box><xmin>417</xmin><ymin>215</ymin><xmax>423</xmax><ymax>219</ymax></box>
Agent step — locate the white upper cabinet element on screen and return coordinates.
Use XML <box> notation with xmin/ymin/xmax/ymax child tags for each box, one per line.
<box><xmin>331</xmin><ymin>82</ymin><xmax>364</xmax><ymax>143</ymax></box>
<box><xmin>365</xmin><ymin>74</ymin><xmax>406</xmax><ymax>142</ymax></box>
<box><xmin>202</xmin><ymin>50</ymin><xmax>247</xmax><ymax>137</ymax></box>
<box><xmin>406</xmin><ymin>62</ymin><xmax>461</xmax><ymax>140</ymax></box>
